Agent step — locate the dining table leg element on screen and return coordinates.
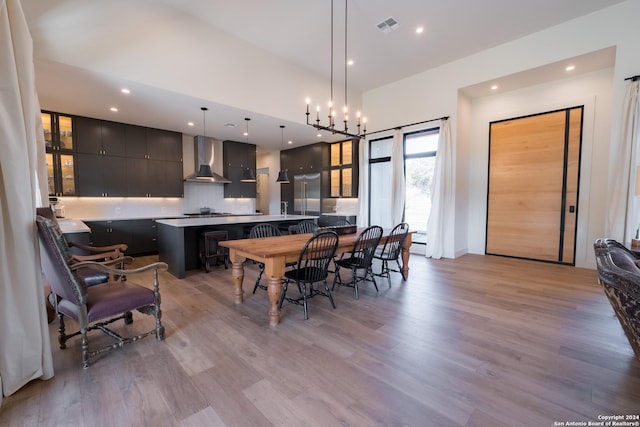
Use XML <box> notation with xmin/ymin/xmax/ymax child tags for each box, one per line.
<box><xmin>264</xmin><ymin>257</ymin><xmax>286</xmax><ymax>326</ymax></box>
<box><xmin>228</xmin><ymin>249</ymin><xmax>245</xmax><ymax>304</ymax></box>
<box><xmin>401</xmin><ymin>237</ymin><xmax>411</xmax><ymax>279</ymax></box>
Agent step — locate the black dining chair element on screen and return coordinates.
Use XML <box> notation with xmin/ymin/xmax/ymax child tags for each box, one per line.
<box><xmin>248</xmin><ymin>223</ymin><xmax>282</xmax><ymax>293</ymax></box>
<box><xmin>289</xmin><ymin>219</ymin><xmax>318</xmax><ymax>234</ymax></box>
<box><xmin>373</xmin><ymin>222</ymin><xmax>409</xmax><ymax>286</ymax></box>
<box><xmin>278</xmin><ymin>231</ymin><xmax>339</xmax><ymax>319</ymax></box>
<box><xmin>332</xmin><ymin>225</ymin><xmax>383</xmax><ymax>299</ymax></box>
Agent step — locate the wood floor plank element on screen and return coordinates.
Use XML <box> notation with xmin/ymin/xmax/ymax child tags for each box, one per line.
<box><xmin>179</xmin><ymin>406</ymin><xmax>227</xmax><ymax>427</ymax></box>
<box><xmin>2</xmin><ymin>254</ymin><xmax>639</xmax><ymax>426</ymax></box>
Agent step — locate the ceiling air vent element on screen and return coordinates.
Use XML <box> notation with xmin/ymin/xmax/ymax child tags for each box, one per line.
<box><xmin>377</xmin><ymin>17</ymin><xmax>399</xmax><ymax>34</ymax></box>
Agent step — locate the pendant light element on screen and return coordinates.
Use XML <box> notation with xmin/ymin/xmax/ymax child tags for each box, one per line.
<box><xmin>240</xmin><ymin>117</ymin><xmax>257</xmax><ymax>182</ymax></box>
<box><xmin>276</xmin><ymin>125</ymin><xmax>290</xmax><ymax>183</ymax></box>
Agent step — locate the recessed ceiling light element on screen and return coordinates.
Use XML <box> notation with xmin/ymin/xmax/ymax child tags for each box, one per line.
<box><xmin>566</xmin><ymin>65</ymin><xmax>575</xmax><ymax>71</ymax></box>
<box><xmin>187</xmin><ymin>122</ymin><xmax>194</xmax><ymax>126</ymax></box>
<box><xmin>288</xmin><ymin>140</ymin><xmax>293</xmax><ymax>145</ymax></box>
<box><xmin>317</xmin><ymin>133</ymin><xmax>322</xmax><ymax>137</ymax></box>
<box><xmin>347</xmin><ymin>59</ymin><xmax>354</xmax><ymax>66</ymax></box>
<box><xmin>491</xmin><ymin>85</ymin><xmax>498</xmax><ymax>90</ymax></box>
<box><xmin>121</xmin><ymin>88</ymin><xmax>130</xmax><ymax>94</ymax></box>
<box><xmin>416</xmin><ymin>26</ymin><xmax>424</xmax><ymax>34</ymax></box>
<box><xmin>110</xmin><ymin>107</ymin><xmax>118</xmax><ymax>112</ymax></box>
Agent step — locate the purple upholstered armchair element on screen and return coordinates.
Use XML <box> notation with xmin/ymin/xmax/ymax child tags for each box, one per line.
<box><xmin>594</xmin><ymin>238</ymin><xmax>640</xmax><ymax>359</ymax></box>
<box><xmin>37</xmin><ymin>215</ymin><xmax>167</xmax><ymax>368</ymax></box>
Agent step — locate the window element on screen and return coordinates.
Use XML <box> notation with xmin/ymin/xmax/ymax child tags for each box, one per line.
<box><xmin>404</xmin><ymin>129</ymin><xmax>439</xmax><ymax>242</ymax></box>
<box><xmin>368</xmin><ymin>136</ymin><xmax>393</xmax><ymax>227</ymax></box>
<box><xmin>368</xmin><ymin>128</ymin><xmax>439</xmax><ymax>243</ymax></box>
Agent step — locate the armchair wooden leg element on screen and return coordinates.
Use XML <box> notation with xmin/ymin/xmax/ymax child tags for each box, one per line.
<box><xmin>58</xmin><ymin>313</ymin><xmax>67</xmax><ymax>349</ymax></box>
<box><xmin>155</xmin><ymin>310</ymin><xmax>165</xmax><ymax>341</ymax></box>
<box><xmin>81</xmin><ymin>328</ymin><xmax>90</xmax><ymax>369</ymax></box>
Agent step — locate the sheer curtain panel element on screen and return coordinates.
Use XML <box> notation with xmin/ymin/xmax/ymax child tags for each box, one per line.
<box><xmin>606</xmin><ymin>80</ymin><xmax>640</xmax><ymax>242</ymax></box>
<box><xmin>0</xmin><ymin>0</ymin><xmax>54</xmax><ymax>404</ymax></box>
<box><xmin>425</xmin><ymin>119</ymin><xmax>453</xmax><ymax>259</ymax></box>
<box><xmin>357</xmin><ymin>138</ymin><xmax>370</xmax><ymax>227</ymax></box>
<box><xmin>391</xmin><ymin>129</ymin><xmax>406</xmax><ymax>225</ymax></box>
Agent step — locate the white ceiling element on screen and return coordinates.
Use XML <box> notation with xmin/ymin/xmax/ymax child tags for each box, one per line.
<box><xmin>21</xmin><ymin>0</ymin><xmax>624</xmax><ymax>150</ymax></box>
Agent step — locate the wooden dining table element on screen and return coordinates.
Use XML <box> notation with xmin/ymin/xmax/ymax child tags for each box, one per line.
<box><xmin>219</xmin><ymin>228</ymin><xmax>412</xmax><ymax>325</ymax></box>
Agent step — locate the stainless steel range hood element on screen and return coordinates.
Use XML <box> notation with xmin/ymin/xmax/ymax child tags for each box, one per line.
<box><xmin>184</xmin><ymin>135</ymin><xmax>231</xmax><ymax>183</ymax></box>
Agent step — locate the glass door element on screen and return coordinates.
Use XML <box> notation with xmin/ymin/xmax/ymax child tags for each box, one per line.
<box><xmin>43</xmin><ymin>111</ymin><xmax>76</xmax><ymax>196</ymax></box>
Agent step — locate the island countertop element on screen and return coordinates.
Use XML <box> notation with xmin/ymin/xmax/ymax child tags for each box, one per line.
<box><xmin>156</xmin><ymin>214</ymin><xmax>317</xmax><ymax>228</ymax></box>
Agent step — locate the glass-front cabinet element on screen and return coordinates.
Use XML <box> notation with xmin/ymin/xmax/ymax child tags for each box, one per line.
<box><xmin>43</xmin><ymin>112</ymin><xmax>76</xmax><ymax>196</ymax></box>
<box><xmin>329</xmin><ymin>139</ymin><xmax>354</xmax><ymax>197</ymax></box>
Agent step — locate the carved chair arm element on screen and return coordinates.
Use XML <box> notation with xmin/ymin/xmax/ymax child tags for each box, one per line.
<box><xmin>70</xmin><ymin>251</ymin><xmax>123</xmax><ymax>263</ymax></box>
<box><xmin>70</xmin><ymin>260</ymin><xmax>168</xmax><ymax>276</ymax></box>
<box><xmin>68</xmin><ymin>241</ymin><xmax>128</xmax><ymax>254</ymax></box>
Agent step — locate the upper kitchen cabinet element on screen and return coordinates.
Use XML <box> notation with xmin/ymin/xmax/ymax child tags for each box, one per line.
<box><xmin>223</xmin><ymin>140</ymin><xmax>256</xmax><ymax>198</ymax></box>
<box><xmin>146</xmin><ymin>128</ymin><xmax>182</xmax><ymax>161</ymax></box>
<box><xmin>329</xmin><ymin>139</ymin><xmax>358</xmax><ymax>198</ymax></box>
<box><xmin>75</xmin><ymin>117</ymin><xmax>127</xmax><ymax>196</ymax></box>
<box><xmin>73</xmin><ymin>116</ymin><xmax>183</xmax><ymax>198</ymax></box>
<box><xmin>42</xmin><ymin>111</ymin><xmax>75</xmax><ymax>196</ymax></box>
<box><xmin>76</xmin><ymin>152</ymin><xmax>127</xmax><ymax>197</ymax></box>
<box><xmin>75</xmin><ymin>117</ymin><xmax>126</xmax><ymax>157</ymax></box>
<box><xmin>125</xmin><ymin>125</ymin><xmax>183</xmax><ymax>197</ymax></box>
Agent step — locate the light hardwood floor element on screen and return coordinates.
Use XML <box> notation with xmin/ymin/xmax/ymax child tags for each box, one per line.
<box><xmin>1</xmin><ymin>254</ymin><xmax>639</xmax><ymax>426</ymax></box>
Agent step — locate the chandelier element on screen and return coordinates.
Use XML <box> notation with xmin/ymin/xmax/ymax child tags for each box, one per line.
<box><xmin>305</xmin><ymin>0</ymin><xmax>367</xmax><ymax>140</ymax></box>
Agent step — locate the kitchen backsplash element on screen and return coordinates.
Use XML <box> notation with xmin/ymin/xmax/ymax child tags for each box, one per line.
<box><xmin>182</xmin><ymin>182</ymin><xmax>255</xmax><ymax>214</ymax></box>
<box><xmin>59</xmin><ymin>183</ymin><xmax>255</xmax><ymax>220</ymax></box>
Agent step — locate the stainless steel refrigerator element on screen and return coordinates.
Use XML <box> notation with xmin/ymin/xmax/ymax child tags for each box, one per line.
<box><xmin>293</xmin><ymin>173</ymin><xmax>320</xmax><ymax>215</ymax></box>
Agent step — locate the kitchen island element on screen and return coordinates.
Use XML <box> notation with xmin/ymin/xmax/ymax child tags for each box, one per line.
<box><xmin>156</xmin><ymin>215</ymin><xmax>317</xmax><ymax>278</ymax></box>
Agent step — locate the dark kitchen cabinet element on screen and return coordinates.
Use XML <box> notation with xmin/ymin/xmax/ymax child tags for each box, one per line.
<box><xmin>124</xmin><ymin>124</ymin><xmax>147</xmax><ymax>159</ymax></box>
<box><xmin>147</xmin><ymin>159</ymin><xmax>184</xmax><ymax>197</ymax></box>
<box><xmin>125</xmin><ymin>128</ymin><xmax>183</xmax><ymax>197</ymax></box>
<box><xmin>146</xmin><ymin>128</ymin><xmax>183</xmax><ymax>161</ymax></box>
<box><xmin>85</xmin><ymin>219</ymin><xmax>158</xmax><ymax>256</ymax></box>
<box><xmin>127</xmin><ymin>219</ymin><xmax>158</xmax><ymax>255</ymax></box>
<box><xmin>126</xmin><ymin>158</ymin><xmax>183</xmax><ymax>198</ymax></box>
<box><xmin>75</xmin><ymin>117</ymin><xmax>126</xmax><ymax>157</ymax></box>
<box><xmin>72</xmin><ymin>114</ymin><xmax>183</xmax><ymax>198</ymax></box>
<box><xmin>76</xmin><ymin>153</ymin><xmax>128</xmax><ymax>197</ymax></box>
<box><xmin>85</xmin><ymin>220</ymin><xmax>133</xmax><ymax>249</ymax></box>
<box><xmin>223</xmin><ymin>140</ymin><xmax>256</xmax><ymax>198</ymax></box>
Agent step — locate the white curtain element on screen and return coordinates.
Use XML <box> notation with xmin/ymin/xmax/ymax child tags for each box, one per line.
<box><xmin>357</xmin><ymin>137</ymin><xmax>369</xmax><ymax>227</ymax></box>
<box><xmin>0</xmin><ymin>0</ymin><xmax>54</xmax><ymax>404</ymax></box>
<box><xmin>425</xmin><ymin>118</ymin><xmax>453</xmax><ymax>259</ymax></box>
<box><xmin>390</xmin><ymin>129</ymin><xmax>405</xmax><ymax>226</ymax></box>
<box><xmin>605</xmin><ymin>80</ymin><xmax>640</xmax><ymax>242</ymax></box>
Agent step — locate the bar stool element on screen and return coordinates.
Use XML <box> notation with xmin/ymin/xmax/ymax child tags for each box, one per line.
<box><xmin>199</xmin><ymin>230</ymin><xmax>229</xmax><ymax>272</ymax></box>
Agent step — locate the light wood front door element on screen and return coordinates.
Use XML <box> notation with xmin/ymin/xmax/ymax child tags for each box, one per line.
<box><xmin>485</xmin><ymin>107</ymin><xmax>583</xmax><ymax>264</ymax></box>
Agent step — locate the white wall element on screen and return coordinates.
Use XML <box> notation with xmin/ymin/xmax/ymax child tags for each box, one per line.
<box><xmin>363</xmin><ymin>0</ymin><xmax>640</xmax><ymax>267</ymax></box>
